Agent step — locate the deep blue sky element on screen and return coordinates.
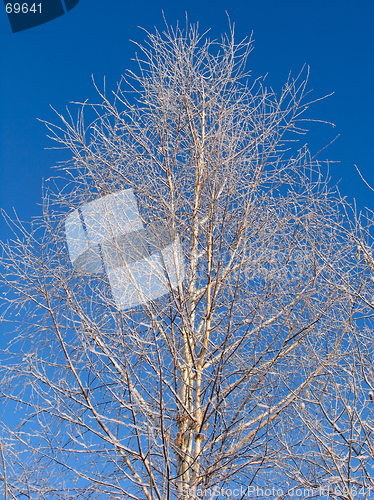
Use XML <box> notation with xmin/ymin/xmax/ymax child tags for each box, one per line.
<box><xmin>0</xmin><ymin>0</ymin><xmax>373</xmax><ymax>239</ymax></box>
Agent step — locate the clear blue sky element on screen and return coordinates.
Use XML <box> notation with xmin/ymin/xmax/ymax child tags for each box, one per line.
<box><xmin>0</xmin><ymin>0</ymin><xmax>373</xmax><ymax>239</ymax></box>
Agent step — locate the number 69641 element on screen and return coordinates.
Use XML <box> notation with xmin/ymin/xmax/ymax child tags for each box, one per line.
<box><xmin>6</xmin><ymin>3</ymin><xmax>42</xmax><ymax>14</ymax></box>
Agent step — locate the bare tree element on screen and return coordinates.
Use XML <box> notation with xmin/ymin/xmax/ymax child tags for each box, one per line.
<box><xmin>1</xmin><ymin>20</ymin><xmax>374</xmax><ymax>500</ymax></box>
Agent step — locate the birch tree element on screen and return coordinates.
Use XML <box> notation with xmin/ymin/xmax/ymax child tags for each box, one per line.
<box><xmin>1</xmin><ymin>20</ymin><xmax>374</xmax><ymax>500</ymax></box>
